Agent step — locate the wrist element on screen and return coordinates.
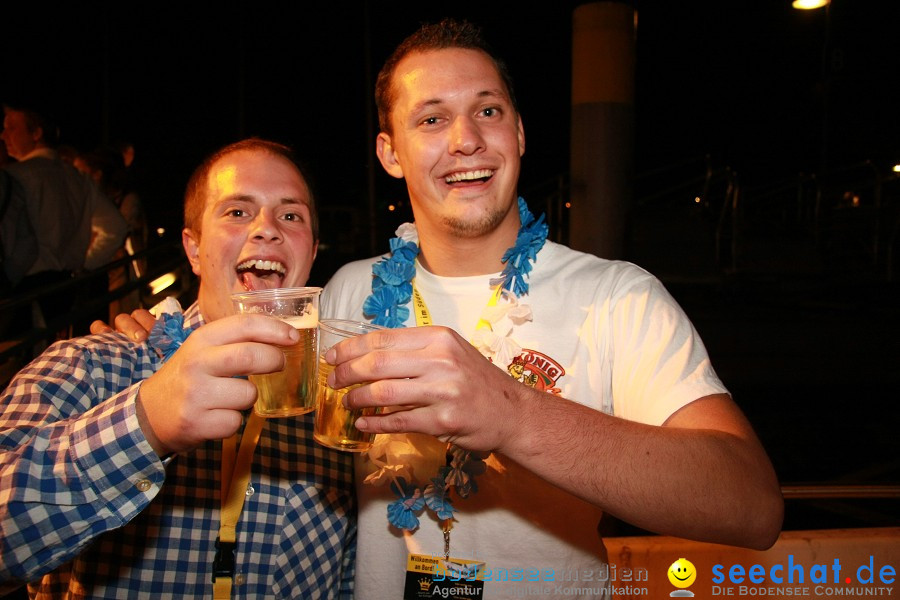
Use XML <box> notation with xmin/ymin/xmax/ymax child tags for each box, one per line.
<box><xmin>135</xmin><ymin>386</ymin><xmax>171</xmax><ymax>457</ymax></box>
<box><xmin>495</xmin><ymin>379</ymin><xmax>538</xmax><ymax>457</ymax></box>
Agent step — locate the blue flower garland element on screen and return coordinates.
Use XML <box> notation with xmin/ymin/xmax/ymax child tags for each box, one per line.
<box><xmin>148</xmin><ymin>311</ymin><xmax>193</xmax><ymax>362</ymax></box>
<box><xmin>370</xmin><ymin>197</ymin><xmax>548</xmax><ymax>530</ymax></box>
<box><xmin>364</xmin><ymin>197</ymin><xmax>547</xmax><ymax>328</ymax></box>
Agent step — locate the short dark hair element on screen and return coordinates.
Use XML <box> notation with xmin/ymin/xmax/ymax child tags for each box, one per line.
<box><xmin>375</xmin><ymin>18</ymin><xmax>519</xmax><ymax>135</ymax></box>
<box><xmin>183</xmin><ymin>138</ymin><xmax>319</xmax><ymax>241</ymax></box>
<box><xmin>2</xmin><ymin>103</ymin><xmax>60</xmax><ymax>147</ymax></box>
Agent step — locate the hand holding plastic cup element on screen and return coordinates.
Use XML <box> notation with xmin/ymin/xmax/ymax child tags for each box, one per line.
<box><xmin>231</xmin><ymin>287</ymin><xmax>321</xmax><ymax>417</ymax></box>
<box><xmin>314</xmin><ymin>319</ymin><xmax>385</xmax><ymax>451</ymax></box>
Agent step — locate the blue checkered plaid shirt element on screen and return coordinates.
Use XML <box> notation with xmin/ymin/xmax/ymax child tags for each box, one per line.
<box><xmin>0</xmin><ymin>303</ymin><xmax>356</xmax><ymax>598</ymax></box>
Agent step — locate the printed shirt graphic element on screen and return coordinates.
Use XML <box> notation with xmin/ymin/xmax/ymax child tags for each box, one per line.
<box><xmin>506</xmin><ymin>350</ymin><xmax>565</xmax><ymax>394</ymax></box>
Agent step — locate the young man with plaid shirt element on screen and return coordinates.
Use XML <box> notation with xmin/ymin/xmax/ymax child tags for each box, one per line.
<box><xmin>0</xmin><ymin>139</ymin><xmax>356</xmax><ymax>598</ymax></box>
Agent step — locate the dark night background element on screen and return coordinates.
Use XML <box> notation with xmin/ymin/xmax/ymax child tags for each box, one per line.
<box><xmin>3</xmin><ymin>1</ymin><xmax>898</xmax><ymax>531</ymax></box>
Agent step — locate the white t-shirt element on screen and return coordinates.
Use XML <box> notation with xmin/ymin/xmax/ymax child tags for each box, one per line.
<box><xmin>322</xmin><ymin>240</ymin><xmax>728</xmax><ymax>599</ymax></box>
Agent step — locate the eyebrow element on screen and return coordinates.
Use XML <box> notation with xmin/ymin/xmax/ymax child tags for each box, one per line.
<box><xmin>409</xmin><ymin>89</ymin><xmax>509</xmax><ymax>115</ymax></box>
<box><xmin>213</xmin><ymin>195</ymin><xmax>308</xmax><ymax>209</ymax></box>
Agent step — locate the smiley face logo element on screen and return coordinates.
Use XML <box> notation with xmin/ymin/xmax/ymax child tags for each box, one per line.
<box><xmin>668</xmin><ymin>558</ymin><xmax>697</xmax><ymax>589</ymax></box>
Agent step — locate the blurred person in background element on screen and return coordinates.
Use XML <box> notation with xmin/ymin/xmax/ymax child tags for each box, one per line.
<box><xmin>0</xmin><ymin>101</ymin><xmax>126</xmax><ymax>339</ymax></box>
<box><xmin>75</xmin><ymin>145</ymin><xmax>149</xmax><ymax>319</ymax></box>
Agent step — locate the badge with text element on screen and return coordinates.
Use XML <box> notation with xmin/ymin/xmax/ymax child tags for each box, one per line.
<box><xmin>404</xmin><ymin>553</ymin><xmax>486</xmax><ymax>600</ymax></box>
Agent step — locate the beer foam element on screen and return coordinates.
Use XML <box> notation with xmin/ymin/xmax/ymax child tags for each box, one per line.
<box><xmin>279</xmin><ymin>308</ymin><xmax>318</xmax><ymax>329</ymax></box>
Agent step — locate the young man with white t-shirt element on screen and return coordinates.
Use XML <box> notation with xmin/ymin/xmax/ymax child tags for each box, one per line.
<box><xmin>320</xmin><ymin>18</ymin><xmax>783</xmax><ymax>599</ymax></box>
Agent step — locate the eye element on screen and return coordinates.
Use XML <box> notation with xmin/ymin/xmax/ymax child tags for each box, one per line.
<box><xmin>282</xmin><ymin>212</ymin><xmax>305</xmax><ymax>223</ymax></box>
<box><xmin>481</xmin><ymin>106</ymin><xmax>500</xmax><ymax>118</ymax></box>
<box><xmin>227</xmin><ymin>208</ymin><xmax>246</xmax><ymax>218</ymax></box>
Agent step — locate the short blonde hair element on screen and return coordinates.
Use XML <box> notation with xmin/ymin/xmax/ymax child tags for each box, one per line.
<box><xmin>183</xmin><ymin>138</ymin><xmax>319</xmax><ymax>241</ymax></box>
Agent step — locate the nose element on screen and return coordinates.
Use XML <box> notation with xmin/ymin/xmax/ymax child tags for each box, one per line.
<box><xmin>250</xmin><ymin>208</ymin><xmax>282</xmax><ymax>243</ymax></box>
<box><xmin>448</xmin><ymin>115</ymin><xmax>485</xmax><ymax>156</ymax></box>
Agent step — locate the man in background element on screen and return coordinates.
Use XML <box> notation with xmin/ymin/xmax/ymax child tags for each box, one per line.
<box><xmin>1</xmin><ymin>102</ymin><xmax>126</xmax><ymax>335</ymax></box>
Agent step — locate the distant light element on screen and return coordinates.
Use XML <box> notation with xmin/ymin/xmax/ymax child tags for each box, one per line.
<box><xmin>694</xmin><ymin>196</ymin><xmax>701</xmax><ymax>204</ymax></box>
<box><xmin>149</xmin><ymin>272</ymin><xmax>177</xmax><ymax>296</ymax></box>
<box><xmin>893</xmin><ymin>164</ymin><xmax>900</xmax><ymax>173</ymax></box>
<box><xmin>388</xmin><ymin>204</ymin><xmax>396</xmax><ymax>212</ymax></box>
<box><xmin>156</xmin><ymin>227</ymin><xmax>166</xmax><ymax>237</ymax></box>
<box><xmin>792</xmin><ymin>0</ymin><xmax>829</xmax><ymax>9</ymax></box>
<box><xmin>564</xmin><ymin>202</ymin><xmax>571</xmax><ymax>209</ymax></box>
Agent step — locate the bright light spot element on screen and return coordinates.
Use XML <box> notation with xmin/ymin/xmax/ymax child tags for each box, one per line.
<box><xmin>792</xmin><ymin>0</ymin><xmax>829</xmax><ymax>9</ymax></box>
<box><xmin>694</xmin><ymin>197</ymin><xmax>701</xmax><ymax>204</ymax></box>
<box><xmin>893</xmin><ymin>164</ymin><xmax>900</xmax><ymax>173</ymax></box>
<box><xmin>156</xmin><ymin>227</ymin><xmax>166</xmax><ymax>237</ymax></box>
<box><xmin>565</xmin><ymin>202</ymin><xmax>571</xmax><ymax>209</ymax></box>
<box><xmin>388</xmin><ymin>204</ymin><xmax>396</xmax><ymax>212</ymax></box>
<box><xmin>149</xmin><ymin>272</ymin><xmax>177</xmax><ymax>296</ymax></box>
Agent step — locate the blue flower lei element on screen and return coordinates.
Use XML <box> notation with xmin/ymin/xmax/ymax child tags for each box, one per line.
<box><xmin>363</xmin><ymin>197</ymin><xmax>548</xmax><ymax>328</ymax></box>
<box><xmin>364</xmin><ymin>197</ymin><xmax>548</xmax><ymax>530</ymax></box>
<box><xmin>148</xmin><ymin>311</ymin><xmax>193</xmax><ymax>362</ymax></box>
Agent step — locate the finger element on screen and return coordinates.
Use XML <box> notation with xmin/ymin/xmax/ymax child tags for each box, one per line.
<box><xmin>90</xmin><ymin>319</ymin><xmax>113</xmax><ymax>335</ymax></box>
<box><xmin>198</xmin><ymin>314</ymin><xmax>301</xmax><ymax>348</ymax></box>
<box><xmin>197</xmin><ymin>408</ymin><xmax>249</xmax><ymax>442</ymax></box>
<box><xmin>199</xmin><ymin>341</ymin><xmax>289</xmax><ymax>379</ymax></box>
<box><xmin>114</xmin><ymin>313</ymin><xmax>149</xmax><ymax>342</ymax></box>
<box><xmin>133</xmin><ymin>308</ymin><xmax>157</xmax><ymax>332</ymax></box>
<box><xmin>342</xmin><ymin>377</ymin><xmax>441</xmax><ymax>412</ymax></box>
<box><xmin>192</xmin><ymin>375</ymin><xmax>260</xmax><ymax>412</ymax></box>
<box><xmin>325</xmin><ymin>326</ymin><xmax>443</xmax><ymax>365</ymax></box>
<box><xmin>354</xmin><ymin>406</ymin><xmax>441</xmax><ymax>437</ymax></box>
<box><xmin>328</xmin><ymin>334</ymin><xmax>473</xmax><ymax>390</ymax></box>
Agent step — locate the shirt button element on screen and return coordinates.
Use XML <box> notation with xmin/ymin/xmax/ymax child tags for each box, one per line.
<box><xmin>136</xmin><ymin>479</ymin><xmax>152</xmax><ymax>492</ymax></box>
<box><xmin>234</xmin><ymin>574</ymin><xmax>245</xmax><ymax>585</ymax></box>
<box><xmin>245</xmin><ymin>484</ymin><xmax>254</xmax><ymax>497</ymax></box>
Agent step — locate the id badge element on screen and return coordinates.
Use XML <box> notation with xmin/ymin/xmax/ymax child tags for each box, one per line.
<box><xmin>403</xmin><ymin>553</ymin><xmax>486</xmax><ymax>600</ymax></box>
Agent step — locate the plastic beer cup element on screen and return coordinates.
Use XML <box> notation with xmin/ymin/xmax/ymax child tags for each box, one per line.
<box><xmin>231</xmin><ymin>287</ymin><xmax>321</xmax><ymax>417</ymax></box>
<box><xmin>314</xmin><ymin>319</ymin><xmax>385</xmax><ymax>451</ymax></box>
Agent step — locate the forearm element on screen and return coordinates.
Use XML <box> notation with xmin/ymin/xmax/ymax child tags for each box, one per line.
<box><xmin>500</xmin><ymin>390</ymin><xmax>783</xmax><ymax>549</ymax></box>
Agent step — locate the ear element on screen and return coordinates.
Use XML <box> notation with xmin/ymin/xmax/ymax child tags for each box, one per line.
<box><xmin>517</xmin><ymin>116</ymin><xmax>525</xmax><ymax>157</ymax></box>
<box><xmin>182</xmin><ymin>228</ymin><xmax>202</xmax><ymax>276</ymax></box>
<box><xmin>376</xmin><ymin>132</ymin><xmax>404</xmax><ymax>179</ymax></box>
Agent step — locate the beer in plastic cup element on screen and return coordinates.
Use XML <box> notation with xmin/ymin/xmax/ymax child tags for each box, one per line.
<box><xmin>231</xmin><ymin>287</ymin><xmax>321</xmax><ymax>417</ymax></box>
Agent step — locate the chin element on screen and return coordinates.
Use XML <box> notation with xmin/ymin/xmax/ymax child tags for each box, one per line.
<box><xmin>442</xmin><ymin>210</ymin><xmax>507</xmax><ymax>239</ymax></box>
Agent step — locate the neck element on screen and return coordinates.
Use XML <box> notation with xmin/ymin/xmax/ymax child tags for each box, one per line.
<box><xmin>415</xmin><ymin>209</ymin><xmax>522</xmax><ymax>277</ymax></box>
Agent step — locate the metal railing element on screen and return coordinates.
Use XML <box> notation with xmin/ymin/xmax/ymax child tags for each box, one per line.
<box><xmin>781</xmin><ymin>485</ymin><xmax>900</xmax><ymax>499</ymax></box>
<box><xmin>0</xmin><ymin>239</ymin><xmax>194</xmax><ymax>370</ymax></box>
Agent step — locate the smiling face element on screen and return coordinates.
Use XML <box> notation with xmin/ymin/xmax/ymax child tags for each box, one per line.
<box><xmin>667</xmin><ymin>558</ymin><xmax>697</xmax><ymax>589</ymax></box>
<box><xmin>182</xmin><ymin>149</ymin><xmax>318</xmax><ymax>322</ymax></box>
<box><xmin>376</xmin><ymin>47</ymin><xmax>525</xmax><ymax>246</ymax></box>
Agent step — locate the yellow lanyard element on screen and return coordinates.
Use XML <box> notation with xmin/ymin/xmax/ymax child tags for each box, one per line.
<box><xmin>213</xmin><ymin>410</ymin><xmax>266</xmax><ymax>598</ymax></box>
<box><xmin>411</xmin><ymin>279</ymin><xmax>503</xmax><ymax>331</ymax></box>
<box><xmin>411</xmin><ymin>278</ymin><xmax>503</xmax><ymax>559</ymax></box>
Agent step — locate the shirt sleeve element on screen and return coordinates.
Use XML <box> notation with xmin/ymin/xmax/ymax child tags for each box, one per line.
<box><xmin>83</xmin><ymin>181</ymin><xmax>128</xmax><ymax>271</ymax></box>
<box><xmin>608</xmin><ymin>271</ymin><xmax>728</xmax><ymax>426</ymax></box>
<box><xmin>0</xmin><ymin>337</ymin><xmax>165</xmax><ymax>587</ymax></box>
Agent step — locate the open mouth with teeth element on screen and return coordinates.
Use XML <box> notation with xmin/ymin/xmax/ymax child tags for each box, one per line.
<box><xmin>236</xmin><ymin>259</ymin><xmax>287</xmax><ymax>291</ymax></box>
<box><xmin>444</xmin><ymin>168</ymin><xmax>494</xmax><ymax>185</ymax></box>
